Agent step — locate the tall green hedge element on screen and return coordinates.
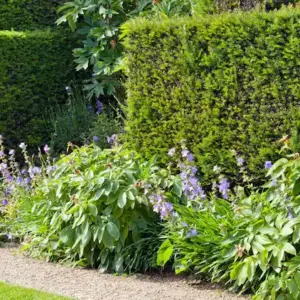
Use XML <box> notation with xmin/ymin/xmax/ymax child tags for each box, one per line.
<box><xmin>0</xmin><ymin>30</ymin><xmax>76</xmax><ymax>149</ymax></box>
<box><xmin>0</xmin><ymin>0</ymin><xmax>65</xmax><ymax>30</ymax></box>
<box><xmin>122</xmin><ymin>8</ymin><xmax>300</xmax><ymax>183</ymax></box>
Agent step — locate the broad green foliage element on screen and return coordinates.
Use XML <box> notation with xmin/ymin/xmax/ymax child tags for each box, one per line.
<box><xmin>159</xmin><ymin>154</ymin><xmax>300</xmax><ymax>298</ymax></box>
<box><xmin>0</xmin><ymin>0</ymin><xmax>66</xmax><ymax>30</ymax></box>
<box><xmin>18</xmin><ymin>145</ymin><xmax>177</xmax><ymax>272</ymax></box>
<box><xmin>56</xmin><ymin>0</ymin><xmax>203</xmax><ymax>98</ymax></box>
<box><xmin>122</xmin><ymin>8</ymin><xmax>300</xmax><ymax>184</ymax></box>
<box><xmin>0</xmin><ymin>30</ymin><xmax>77</xmax><ymax>150</ymax></box>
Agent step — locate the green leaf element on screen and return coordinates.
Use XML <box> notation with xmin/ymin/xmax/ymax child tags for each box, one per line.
<box><xmin>283</xmin><ymin>243</ymin><xmax>296</xmax><ymax>255</ymax></box>
<box><xmin>247</xmin><ymin>258</ymin><xmax>256</xmax><ymax>282</ymax></box>
<box><xmin>287</xmin><ymin>279</ymin><xmax>299</xmax><ymax>298</ymax></box>
<box><xmin>280</xmin><ymin>225</ymin><xmax>293</xmax><ymax>237</ymax></box>
<box><xmin>118</xmin><ymin>192</ymin><xmax>127</xmax><ymax>209</ymax></box>
<box><xmin>157</xmin><ymin>239</ymin><xmax>174</xmax><ymax>266</ymax></box>
<box><xmin>88</xmin><ymin>203</ymin><xmax>98</xmax><ymax>217</ymax></box>
<box><xmin>293</xmin><ymin>225</ymin><xmax>300</xmax><ymax>243</ymax></box>
<box><xmin>107</xmin><ymin>222</ymin><xmax>120</xmax><ymax>240</ymax></box>
<box><xmin>293</xmin><ymin>178</ymin><xmax>300</xmax><ymax>196</ymax></box>
<box><xmin>103</xmin><ymin>229</ymin><xmax>114</xmax><ymax>249</ymax></box>
<box><xmin>98</xmin><ymin>225</ymin><xmax>105</xmax><ymax>243</ymax></box>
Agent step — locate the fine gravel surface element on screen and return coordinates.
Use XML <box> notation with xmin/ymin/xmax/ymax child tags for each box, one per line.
<box><xmin>0</xmin><ymin>247</ymin><xmax>249</xmax><ymax>300</ymax></box>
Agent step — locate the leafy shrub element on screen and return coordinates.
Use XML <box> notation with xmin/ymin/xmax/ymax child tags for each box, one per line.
<box><xmin>0</xmin><ymin>30</ymin><xmax>77</xmax><ymax>151</ymax></box>
<box><xmin>158</xmin><ymin>150</ymin><xmax>300</xmax><ymax>298</ymax></box>
<box><xmin>122</xmin><ymin>8</ymin><xmax>300</xmax><ymax>185</ymax></box>
<box><xmin>15</xmin><ymin>145</ymin><xmax>178</xmax><ymax>272</ymax></box>
<box><xmin>0</xmin><ymin>0</ymin><xmax>66</xmax><ymax>30</ymax></box>
<box><xmin>56</xmin><ymin>0</ymin><xmax>210</xmax><ymax>98</ymax></box>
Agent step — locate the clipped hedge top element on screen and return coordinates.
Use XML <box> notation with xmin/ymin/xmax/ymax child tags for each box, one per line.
<box><xmin>0</xmin><ymin>0</ymin><xmax>65</xmax><ymax>30</ymax></box>
<box><xmin>122</xmin><ymin>7</ymin><xmax>300</xmax><ymax>33</ymax></box>
<box><xmin>122</xmin><ymin>7</ymin><xmax>300</xmax><ymax>184</ymax></box>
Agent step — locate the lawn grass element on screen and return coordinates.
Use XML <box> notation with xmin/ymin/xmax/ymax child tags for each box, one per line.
<box><xmin>0</xmin><ymin>282</ymin><xmax>71</xmax><ymax>300</ymax></box>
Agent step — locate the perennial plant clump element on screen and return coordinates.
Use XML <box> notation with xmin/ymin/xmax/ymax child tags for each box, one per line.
<box><xmin>157</xmin><ymin>145</ymin><xmax>300</xmax><ymax>299</ymax></box>
<box><xmin>11</xmin><ymin>143</ymin><xmax>180</xmax><ymax>272</ymax></box>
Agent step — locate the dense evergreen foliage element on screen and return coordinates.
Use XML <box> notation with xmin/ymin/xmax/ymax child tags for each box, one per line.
<box><xmin>123</xmin><ymin>8</ymin><xmax>300</xmax><ymax>183</ymax></box>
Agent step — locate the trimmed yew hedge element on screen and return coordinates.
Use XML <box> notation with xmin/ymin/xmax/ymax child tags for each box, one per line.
<box><xmin>0</xmin><ymin>30</ymin><xmax>75</xmax><ymax>150</ymax></box>
<box><xmin>122</xmin><ymin>8</ymin><xmax>300</xmax><ymax>183</ymax></box>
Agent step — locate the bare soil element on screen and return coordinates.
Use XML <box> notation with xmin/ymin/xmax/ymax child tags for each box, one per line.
<box><xmin>0</xmin><ymin>247</ymin><xmax>249</xmax><ymax>300</ymax></box>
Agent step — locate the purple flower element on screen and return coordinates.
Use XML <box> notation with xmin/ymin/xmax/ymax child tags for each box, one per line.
<box><xmin>180</xmin><ymin>171</ymin><xmax>188</xmax><ymax>180</ymax></box>
<box><xmin>271</xmin><ymin>179</ymin><xmax>277</xmax><ymax>187</ymax></box>
<box><xmin>265</xmin><ymin>161</ymin><xmax>272</xmax><ymax>169</ymax></box>
<box><xmin>43</xmin><ymin>144</ymin><xmax>50</xmax><ymax>153</ymax></box>
<box><xmin>2</xmin><ymin>199</ymin><xmax>8</xmax><ymax>206</ymax></box>
<box><xmin>0</xmin><ymin>151</ymin><xmax>4</xmax><ymax>157</ymax></box>
<box><xmin>9</xmin><ymin>149</ymin><xmax>15</xmax><ymax>155</ymax></box>
<box><xmin>181</xmin><ymin>149</ymin><xmax>190</xmax><ymax>158</ymax></box>
<box><xmin>93</xmin><ymin>136</ymin><xmax>99</xmax><ymax>142</ymax></box>
<box><xmin>107</xmin><ymin>134</ymin><xmax>117</xmax><ymax>145</ymax></box>
<box><xmin>153</xmin><ymin>204</ymin><xmax>160</xmax><ymax>213</ymax></box>
<box><xmin>168</xmin><ymin>147</ymin><xmax>176</xmax><ymax>157</ymax></box>
<box><xmin>46</xmin><ymin>166</ymin><xmax>54</xmax><ymax>174</ymax></box>
<box><xmin>181</xmin><ymin>222</ymin><xmax>188</xmax><ymax>227</ymax></box>
<box><xmin>6</xmin><ymin>174</ymin><xmax>13</xmax><ymax>182</ymax></box>
<box><xmin>186</xmin><ymin>153</ymin><xmax>194</xmax><ymax>162</ymax></box>
<box><xmin>96</xmin><ymin>99</ymin><xmax>103</xmax><ymax>115</ymax></box>
<box><xmin>0</xmin><ymin>163</ymin><xmax>7</xmax><ymax>171</ymax></box>
<box><xmin>7</xmin><ymin>233</ymin><xmax>12</xmax><ymax>240</ymax></box>
<box><xmin>159</xmin><ymin>202</ymin><xmax>173</xmax><ymax>219</ymax></box>
<box><xmin>25</xmin><ymin>177</ymin><xmax>31</xmax><ymax>185</ymax></box>
<box><xmin>187</xmin><ymin>229</ymin><xmax>198</xmax><ymax>238</ymax></box>
<box><xmin>218</xmin><ymin>178</ymin><xmax>230</xmax><ymax>199</ymax></box>
<box><xmin>17</xmin><ymin>177</ymin><xmax>23</xmax><ymax>184</ymax></box>
<box><xmin>237</xmin><ymin>157</ymin><xmax>244</xmax><ymax>166</ymax></box>
<box><xmin>190</xmin><ymin>166</ymin><xmax>197</xmax><ymax>174</ymax></box>
<box><xmin>6</xmin><ymin>186</ymin><xmax>12</xmax><ymax>196</ymax></box>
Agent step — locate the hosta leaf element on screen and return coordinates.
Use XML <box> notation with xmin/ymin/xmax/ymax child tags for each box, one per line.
<box><xmin>118</xmin><ymin>192</ymin><xmax>127</xmax><ymax>208</ymax></box>
<box><xmin>283</xmin><ymin>243</ymin><xmax>296</xmax><ymax>255</ymax></box>
<box><xmin>103</xmin><ymin>229</ymin><xmax>114</xmax><ymax>249</ymax></box>
<box><xmin>107</xmin><ymin>222</ymin><xmax>120</xmax><ymax>240</ymax></box>
<box><xmin>88</xmin><ymin>203</ymin><xmax>98</xmax><ymax>217</ymax></box>
<box><xmin>293</xmin><ymin>225</ymin><xmax>300</xmax><ymax>243</ymax></box>
<box><xmin>287</xmin><ymin>279</ymin><xmax>298</xmax><ymax>299</ymax></box>
<box><xmin>247</xmin><ymin>258</ymin><xmax>256</xmax><ymax>282</ymax></box>
<box><xmin>98</xmin><ymin>225</ymin><xmax>105</xmax><ymax>243</ymax></box>
<box><xmin>157</xmin><ymin>239</ymin><xmax>174</xmax><ymax>266</ymax></box>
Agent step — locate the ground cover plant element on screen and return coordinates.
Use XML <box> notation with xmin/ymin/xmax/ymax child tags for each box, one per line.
<box><xmin>122</xmin><ymin>7</ymin><xmax>300</xmax><ymax>186</ymax></box>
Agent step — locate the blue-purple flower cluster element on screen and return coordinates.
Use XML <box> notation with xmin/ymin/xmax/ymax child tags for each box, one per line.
<box><xmin>149</xmin><ymin>193</ymin><xmax>174</xmax><ymax>219</ymax></box>
<box><xmin>0</xmin><ymin>137</ymin><xmax>55</xmax><ymax>214</ymax></box>
<box><xmin>169</xmin><ymin>146</ymin><xmax>206</xmax><ymax>202</ymax></box>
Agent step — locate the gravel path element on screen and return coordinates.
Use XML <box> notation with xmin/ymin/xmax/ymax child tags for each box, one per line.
<box><xmin>0</xmin><ymin>248</ymin><xmax>249</xmax><ymax>300</ymax></box>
